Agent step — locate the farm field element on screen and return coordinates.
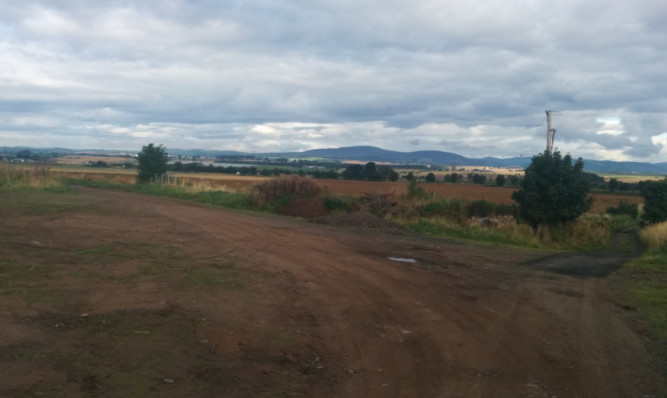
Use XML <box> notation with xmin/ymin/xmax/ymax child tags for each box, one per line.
<box><xmin>50</xmin><ymin>168</ymin><xmax>643</xmax><ymax>214</ymax></box>
<box><xmin>0</xmin><ymin>188</ymin><xmax>664</xmax><ymax>397</ymax></box>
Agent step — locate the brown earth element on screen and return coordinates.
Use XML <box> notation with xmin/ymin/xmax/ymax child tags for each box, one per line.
<box><xmin>0</xmin><ymin>188</ymin><xmax>664</xmax><ymax>397</ymax></box>
<box><xmin>50</xmin><ymin>169</ymin><xmax>643</xmax><ymax>214</ymax></box>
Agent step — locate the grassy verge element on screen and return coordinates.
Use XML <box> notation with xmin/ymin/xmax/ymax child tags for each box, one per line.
<box><xmin>4</xmin><ymin>168</ymin><xmax>632</xmax><ymax>251</ymax></box>
<box><xmin>67</xmin><ymin>178</ymin><xmax>256</xmax><ymax>211</ymax></box>
<box><xmin>619</xmin><ymin>249</ymin><xmax>667</xmax><ymax>362</ymax></box>
<box><xmin>617</xmin><ymin>222</ymin><xmax>667</xmax><ymax>365</ymax></box>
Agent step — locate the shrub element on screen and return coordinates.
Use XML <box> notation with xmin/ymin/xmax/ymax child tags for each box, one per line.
<box><xmin>639</xmin><ymin>180</ymin><xmax>667</xmax><ymax>225</ymax></box>
<box><xmin>493</xmin><ymin>203</ymin><xmax>518</xmax><ymax>218</ymax></box>
<box><xmin>323</xmin><ymin>195</ymin><xmax>358</xmax><ymax>213</ymax></box>
<box><xmin>606</xmin><ymin>201</ymin><xmax>639</xmax><ymax>219</ymax></box>
<box><xmin>251</xmin><ymin>175</ymin><xmax>321</xmax><ymax>205</ymax></box>
<box><xmin>467</xmin><ymin>200</ymin><xmax>495</xmax><ymax>218</ymax></box>
<box><xmin>640</xmin><ymin>221</ymin><xmax>667</xmax><ymax>249</ymax></box>
<box><xmin>419</xmin><ymin>198</ymin><xmax>467</xmax><ymax>223</ymax></box>
<box><xmin>512</xmin><ymin>150</ymin><xmax>592</xmax><ymax>227</ymax></box>
<box><xmin>407</xmin><ymin>179</ymin><xmax>427</xmax><ymax>199</ymax></box>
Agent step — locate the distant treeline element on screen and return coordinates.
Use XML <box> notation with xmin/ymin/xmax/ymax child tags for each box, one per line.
<box><xmin>168</xmin><ymin>161</ymin><xmax>398</xmax><ymax>181</ymax></box>
<box><xmin>166</xmin><ymin>161</ymin><xmax>645</xmax><ymax>192</ymax></box>
<box><xmin>169</xmin><ymin>161</ymin><xmax>340</xmax><ymax>179</ymax></box>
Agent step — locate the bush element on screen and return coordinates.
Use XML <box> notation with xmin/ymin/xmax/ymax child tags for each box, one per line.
<box><xmin>606</xmin><ymin>201</ymin><xmax>639</xmax><ymax>219</ymax></box>
<box><xmin>512</xmin><ymin>150</ymin><xmax>592</xmax><ymax>227</ymax></box>
<box><xmin>407</xmin><ymin>179</ymin><xmax>427</xmax><ymax>199</ymax></box>
<box><xmin>251</xmin><ymin>175</ymin><xmax>321</xmax><ymax>205</ymax></box>
<box><xmin>323</xmin><ymin>195</ymin><xmax>358</xmax><ymax>213</ymax></box>
<box><xmin>420</xmin><ymin>198</ymin><xmax>465</xmax><ymax>220</ymax></box>
<box><xmin>467</xmin><ymin>200</ymin><xmax>495</xmax><ymax>217</ymax></box>
<box><xmin>639</xmin><ymin>180</ymin><xmax>667</xmax><ymax>225</ymax></box>
<box><xmin>492</xmin><ymin>203</ymin><xmax>518</xmax><ymax>217</ymax></box>
<box><xmin>640</xmin><ymin>221</ymin><xmax>667</xmax><ymax>249</ymax></box>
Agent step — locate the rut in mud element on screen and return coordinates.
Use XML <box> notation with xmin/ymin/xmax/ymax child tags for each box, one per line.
<box><xmin>0</xmin><ymin>188</ymin><xmax>664</xmax><ymax>397</ymax></box>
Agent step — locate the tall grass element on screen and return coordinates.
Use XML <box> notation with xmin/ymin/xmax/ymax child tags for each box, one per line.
<box><xmin>251</xmin><ymin>175</ymin><xmax>322</xmax><ymax>205</ymax></box>
<box><xmin>386</xmin><ymin>187</ymin><xmax>615</xmax><ymax>250</ymax></box>
<box><xmin>0</xmin><ymin>165</ymin><xmax>60</xmax><ymax>189</ymax></box>
<box><xmin>640</xmin><ymin>221</ymin><xmax>667</xmax><ymax>250</ymax></box>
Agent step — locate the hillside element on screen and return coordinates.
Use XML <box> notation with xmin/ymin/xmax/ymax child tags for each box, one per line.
<box><xmin>3</xmin><ymin>145</ymin><xmax>665</xmax><ymax>174</ymax></box>
<box><xmin>289</xmin><ymin>146</ymin><xmax>667</xmax><ymax>174</ymax></box>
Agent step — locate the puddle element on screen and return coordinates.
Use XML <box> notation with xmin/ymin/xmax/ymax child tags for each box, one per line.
<box><xmin>388</xmin><ymin>257</ymin><xmax>417</xmax><ymax>263</ymax></box>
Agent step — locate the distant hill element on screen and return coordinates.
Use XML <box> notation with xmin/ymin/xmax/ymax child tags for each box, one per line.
<box><xmin>3</xmin><ymin>145</ymin><xmax>666</xmax><ymax>175</ymax></box>
<box><xmin>286</xmin><ymin>146</ymin><xmax>667</xmax><ymax>174</ymax></box>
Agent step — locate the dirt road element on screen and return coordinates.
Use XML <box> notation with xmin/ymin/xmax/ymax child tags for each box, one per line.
<box><xmin>0</xmin><ymin>188</ymin><xmax>664</xmax><ymax>397</ymax></box>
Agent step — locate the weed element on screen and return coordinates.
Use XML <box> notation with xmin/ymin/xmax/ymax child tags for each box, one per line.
<box><xmin>323</xmin><ymin>194</ymin><xmax>358</xmax><ymax>212</ymax></box>
<box><xmin>609</xmin><ymin>214</ymin><xmax>639</xmax><ymax>232</ymax></box>
<box><xmin>251</xmin><ymin>175</ymin><xmax>322</xmax><ymax>206</ymax></box>
<box><xmin>640</xmin><ymin>221</ymin><xmax>667</xmax><ymax>250</ymax></box>
<box><xmin>620</xmin><ymin>249</ymin><xmax>667</xmax><ymax>360</ymax></box>
<box><xmin>0</xmin><ymin>165</ymin><xmax>60</xmax><ymax>188</ymax></box>
<box><xmin>606</xmin><ymin>200</ymin><xmax>639</xmax><ymax>219</ymax></box>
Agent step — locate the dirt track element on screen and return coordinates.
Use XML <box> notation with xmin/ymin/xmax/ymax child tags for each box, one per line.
<box><xmin>0</xmin><ymin>188</ymin><xmax>665</xmax><ymax>397</ymax></box>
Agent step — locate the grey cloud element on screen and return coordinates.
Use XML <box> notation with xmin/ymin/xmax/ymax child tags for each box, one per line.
<box><xmin>0</xmin><ymin>0</ymin><xmax>666</xmax><ymax>162</ymax></box>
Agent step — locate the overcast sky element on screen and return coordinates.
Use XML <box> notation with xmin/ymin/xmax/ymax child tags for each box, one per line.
<box><xmin>1</xmin><ymin>1</ymin><xmax>666</xmax><ymax>162</ymax></box>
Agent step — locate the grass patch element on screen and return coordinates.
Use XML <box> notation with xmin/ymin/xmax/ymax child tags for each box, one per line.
<box><xmin>182</xmin><ymin>265</ymin><xmax>245</xmax><ymax>290</ymax></box>
<box><xmin>0</xmin><ymin>165</ymin><xmax>60</xmax><ymax>188</ymax></box>
<box><xmin>619</xmin><ymin>249</ymin><xmax>667</xmax><ymax>364</ymax></box>
<box><xmin>640</xmin><ymin>221</ymin><xmax>667</xmax><ymax>250</ymax></box>
<box><xmin>408</xmin><ymin>218</ymin><xmax>543</xmax><ymax>248</ymax></box>
<box><xmin>69</xmin><ymin>178</ymin><xmax>256</xmax><ymax>211</ymax></box>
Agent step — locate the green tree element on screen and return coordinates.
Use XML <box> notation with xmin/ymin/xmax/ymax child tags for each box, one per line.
<box><xmin>639</xmin><ymin>179</ymin><xmax>667</xmax><ymax>224</ymax></box>
<box><xmin>137</xmin><ymin>143</ymin><xmax>168</xmax><ymax>183</ymax></box>
<box><xmin>444</xmin><ymin>173</ymin><xmax>461</xmax><ymax>183</ymax></box>
<box><xmin>471</xmin><ymin>174</ymin><xmax>487</xmax><ymax>184</ymax></box>
<box><xmin>16</xmin><ymin>149</ymin><xmax>32</xmax><ymax>159</ymax></box>
<box><xmin>425</xmin><ymin>172</ymin><xmax>436</xmax><ymax>183</ymax></box>
<box><xmin>511</xmin><ymin>150</ymin><xmax>592</xmax><ymax>227</ymax></box>
<box><xmin>495</xmin><ymin>174</ymin><xmax>506</xmax><ymax>186</ymax></box>
<box><xmin>377</xmin><ymin>166</ymin><xmax>399</xmax><ymax>181</ymax></box>
<box><xmin>407</xmin><ymin>178</ymin><xmax>426</xmax><ymax>199</ymax></box>
<box><xmin>608</xmin><ymin>177</ymin><xmax>619</xmax><ymax>193</ymax></box>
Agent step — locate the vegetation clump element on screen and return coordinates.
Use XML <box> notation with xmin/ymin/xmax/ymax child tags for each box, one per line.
<box><xmin>639</xmin><ymin>179</ymin><xmax>667</xmax><ymax>225</ymax></box>
<box><xmin>341</xmin><ymin>162</ymin><xmax>398</xmax><ymax>181</ymax></box>
<box><xmin>137</xmin><ymin>143</ymin><xmax>168</xmax><ymax>183</ymax></box>
<box><xmin>251</xmin><ymin>175</ymin><xmax>322</xmax><ymax>206</ymax></box>
<box><xmin>0</xmin><ymin>165</ymin><xmax>59</xmax><ymax>188</ymax></box>
<box><xmin>512</xmin><ymin>150</ymin><xmax>592</xmax><ymax>228</ymax></box>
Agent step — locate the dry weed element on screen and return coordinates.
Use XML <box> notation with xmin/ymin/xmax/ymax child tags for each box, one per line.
<box><xmin>0</xmin><ymin>165</ymin><xmax>57</xmax><ymax>187</ymax></box>
<box><xmin>640</xmin><ymin>221</ymin><xmax>667</xmax><ymax>249</ymax></box>
<box><xmin>251</xmin><ymin>175</ymin><xmax>322</xmax><ymax>205</ymax></box>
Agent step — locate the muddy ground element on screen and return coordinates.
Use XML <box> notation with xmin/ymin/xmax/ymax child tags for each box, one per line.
<box><xmin>0</xmin><ymin>188</ymin><xmax>664</xmax><ymax>397</ymax></box>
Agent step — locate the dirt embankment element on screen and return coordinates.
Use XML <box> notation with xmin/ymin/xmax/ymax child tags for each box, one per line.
<box><xmin>0</xmin><ymin>188</ymin><xmax>664</xmax><ymax>397</ymax></box>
